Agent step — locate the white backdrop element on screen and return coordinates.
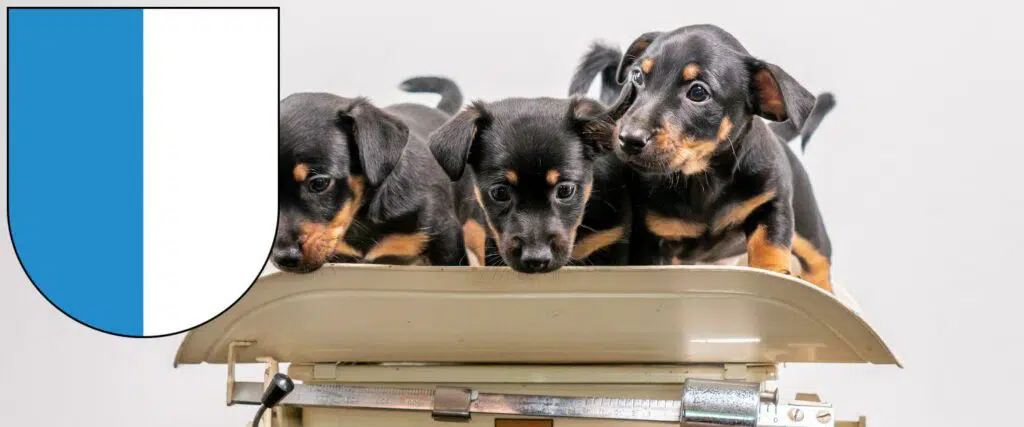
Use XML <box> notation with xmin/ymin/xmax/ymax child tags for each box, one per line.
<box><xmin>3</xmin><ymin>1</ymin><xmax>1023</xmax><ymax>426</ymax></box>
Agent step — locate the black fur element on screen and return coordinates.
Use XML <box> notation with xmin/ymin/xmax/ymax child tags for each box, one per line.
<box><xmin>573</xmin><ymin>24</ymin><xmax>835</xmax><ymax>290</ymax></box>
<box><xmin>429</xmin><ymin>97</ymin><xmax>631</xmax><ymax>273</ymax></box>
<box><xmin>568</xmin><ymin>41</ymin><xmax>836</xmax><ymax>152</ymax></box>
<box><xmin>272</xmin><ymin>77</ymin><xmax>469</xmax><ymax>273</ymax></box>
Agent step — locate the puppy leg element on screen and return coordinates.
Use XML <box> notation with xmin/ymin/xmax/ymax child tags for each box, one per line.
<box><xmin>742</xmin><ymin>198</ymin><xmax>794</xmax><ymax>275</ymax></box>
<box><xmin>627</xmin><ymin>206</ymin><xmax>665</xmax><ymax>265</ymax></box>
<box><xmin>792</xmin><ymin>234</ymin><xmax>832</xmax><ymax>292</ymax></box>
<box><xmin>428</xmin><ymin>216</ymin><xmax>470</xmax><ymax>266</ymax></box>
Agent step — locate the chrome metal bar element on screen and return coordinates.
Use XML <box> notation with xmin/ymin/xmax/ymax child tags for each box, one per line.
<box><xmin>230</xmin><ymin>380</ymin><xmax>834</xmax><ymax>427</ymax></box>
<box><xmin>232</xmin><ymin>382</ymin><xmax>680</xmax><ymax>422</ymax></box>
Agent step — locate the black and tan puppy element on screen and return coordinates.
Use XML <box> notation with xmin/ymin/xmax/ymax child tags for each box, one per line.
<box><xmin>569</xmin><ymin>25</ymin><xmax>836</xmax><ymax>292</ymax></box>
<box><xmin>570</xmin><ymin>41</ymin><xmax>836</xmax><ymax>150</ymax></box>
<box><xmin>429</xmin><ymin>97</ymin><xmax>630</xmax><ymax>273</ymax></box>
<box><xmin>272</xmin><ymin>77</ymin><xmax>469</xmax><ymax>273</ymax></box>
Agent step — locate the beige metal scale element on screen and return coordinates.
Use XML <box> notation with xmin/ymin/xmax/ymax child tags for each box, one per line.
<box><xmin>174</xmin><ymin>264</ymin><xmax>900</xmax><ymax>427</ymax></box>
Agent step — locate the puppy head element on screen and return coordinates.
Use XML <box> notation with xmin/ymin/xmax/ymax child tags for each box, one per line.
<box><xmin>273</xmin><ymin>93</ymin><xmax>409</xmax><ymax>273</ymax></box>
<box><xmin>429</xmin><ymin>97</ymin><xmax>614</xmax><ymax>273</ymax></box>
<box><xmin>609</xmin><ymin>24</ymin><xmax>815</xmax><ymax>175</ymax></box>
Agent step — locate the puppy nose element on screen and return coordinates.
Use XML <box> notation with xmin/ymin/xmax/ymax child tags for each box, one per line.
<box><xmin>520</xmin><ymin>244</ymin><xmax>553</xmax><ymax>273</ymax></box>
<box><xmin>272</xmin><ymin>246</ymin><xmax>303</xmax><ymax>270</ymax></box>
<box><xmin>618</xmin><ymin>127</ymin><xmax>652</xmax><ymax>155</ymax></box>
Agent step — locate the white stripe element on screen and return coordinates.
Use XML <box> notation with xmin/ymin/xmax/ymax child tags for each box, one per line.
<box><xmin>143</xmin><ymin>9</ymin><xmax>278</xmax><ymax>336</ymax></box>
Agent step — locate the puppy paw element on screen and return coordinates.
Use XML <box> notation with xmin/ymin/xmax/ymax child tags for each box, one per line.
<box><xmin>767</xmin><ymin>266</ymin><xmax>792</xmax><ymax>275</ymax></box>
<box><xmin>746</xmin><ymin>253</ymin><xmax>792</xmax><ymax>276</ymax></box>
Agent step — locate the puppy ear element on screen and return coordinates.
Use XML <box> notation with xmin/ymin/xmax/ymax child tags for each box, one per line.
<box><xmin>428</xmin><ymin>102</ymin><xmax>490</xmax><ymax>181</ymax></box>
<box><xmin>746</xmin><ymin>59</ymin><xmax>815</xmax><ymax>131</ymax></box>
<box><xmin>615</xmin><ymin>31</ymin><xmax>662</xmax><ymax>84</ymax></box>
<box><xmin>567</xmin><ymin>96</ymin><xmax>616</xmax><ymax>161</ymax></box>
<box><xmin>606</xmin><ymin>79</ymin><xmax>637</xmax><ymax>121</ymax></box>
<box><xmin>338</xmin><ymin>98</ymin><xmax>410</xmax><ymax>186</ymax></box>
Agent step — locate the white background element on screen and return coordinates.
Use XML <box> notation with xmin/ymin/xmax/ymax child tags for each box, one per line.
<box><xmin>143</xmin><ymin>8</ymin><xmax>278</xmax><ymax>336</ymax></box>
<box><xmin>3</xmin><ymin>0</ymin><xmax>1023</xmax><ymax>426</ymax></box>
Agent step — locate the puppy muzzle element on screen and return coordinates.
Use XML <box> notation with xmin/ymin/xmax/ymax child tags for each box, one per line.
<box><xmin>503</xmin><ymin>230</ymin><xmax>570</xmax><ymax>274</ymax></box>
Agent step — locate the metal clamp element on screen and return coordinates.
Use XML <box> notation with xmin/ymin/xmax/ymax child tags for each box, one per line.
<box><xmin>432</xmin><ymin>386</ymin><xmax>475</xmax><ymax>422</ymax></box>
<box><xmin>681</xmin><ymin>379</ymin><xmax>762</xmax><ymax>426</ymax></box>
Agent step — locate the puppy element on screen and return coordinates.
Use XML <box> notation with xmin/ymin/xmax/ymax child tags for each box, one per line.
<box><xmin>273</xmin><ymin>76</ymin><xmax>469</xmax><ymax>273</ymax></box>
<box><xmin>429</xmin><ymin>97</ymin><xmax>630</xmax><ymax>273</ymax></box>
<box><xmin>570</xmin><ymin>41</ymin><xmax>835</xmax><ymax>150</ymax></box>
<box><xmin>568</xmin><ymin>26</ymin><xmax>837</xmax><ymax>292</ymax></box>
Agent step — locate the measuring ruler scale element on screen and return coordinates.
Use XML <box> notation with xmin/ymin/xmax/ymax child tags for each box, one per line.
<box><xmin>232</xmin><ymin>378</ymin><xmax>835</xmax><ymax>427</ymax></box>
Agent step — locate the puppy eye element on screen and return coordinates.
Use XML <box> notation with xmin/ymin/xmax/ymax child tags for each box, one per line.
<box><xmin>686</xmin><ymin>83</ymin><xmax>710</xmax><ymax>102</ymax></box>
<box><xmin>488</xmin><ymin>184</ymin><xmax>511</xmax><ymax>202</ymax></box>
<box><xmin>307</xmin><ymin>175</ymin><xmax>333</xmax><ymax>193</ymax></box>
<box><xmin>555</xmin><ymin>182</ymin><xmax>577</xmax><ymax>200</ymax></box>
<box><xmin>630</xmin><ymin>68</ymin><xmax>645</xmax><ymax>87</ymax></box>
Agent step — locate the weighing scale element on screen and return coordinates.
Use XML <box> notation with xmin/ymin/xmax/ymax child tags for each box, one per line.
<box><xmin>174</xmin><ymin>263</ymin><xmax>899</xmax><ymax>427</ymax></box>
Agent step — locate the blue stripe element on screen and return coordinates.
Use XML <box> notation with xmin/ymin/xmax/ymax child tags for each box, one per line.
<box><xmin>9</xmin><ymin>9</ymin><xmax>144</xmax><ymax>336</ymax></box>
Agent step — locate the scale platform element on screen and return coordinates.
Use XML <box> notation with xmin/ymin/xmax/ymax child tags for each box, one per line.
<box><xmin>174</xmin><ymin>264</ymin><xmax>900</xmax><ymax>427</ymax></box>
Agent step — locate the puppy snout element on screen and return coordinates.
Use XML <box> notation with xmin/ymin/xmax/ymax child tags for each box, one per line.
<box><xmin>271</xmin><ymin>245</ymin><xmax>303</xmax><ymax>270</ymax></box>
<box><xmin>618</xmin><ymin>127</ymin><xmax>652</xmax><ymax>155</ymax></box>
<box><xmin>519</xmin><ymin>243</ymin><xmax>553</xmax><ymax>273</ymax></box>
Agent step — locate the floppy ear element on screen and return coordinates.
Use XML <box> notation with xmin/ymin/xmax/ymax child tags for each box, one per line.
<box><xmin>606</xmin><ymin>79</ymin><xmax>637</xmax><ymax>121</ymax></box>
<box><xmin>746</xmin><ymin>59</ymin><xmax>816</xmax><ymax>131</ymax></box>
<box><xmin>615</xmin><ymin>31</ymin><xmax>662</xmax><ymax>84</ymax></box>
<box><xmin>338</xmin><ymin>98</ymin><xmax>410</xmax><ymax>186</ymax></box>
<box><xmin>428</xmin><ymin>102</ymin><xmax>490</xmax><ymax>181</ymax></box>
<box><xmin>567</xmin><ymin>96</ymin><xmax>616</xmax><ymax>161</ymax></box>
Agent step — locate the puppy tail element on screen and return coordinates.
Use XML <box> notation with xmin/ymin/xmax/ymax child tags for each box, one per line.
<box><xmin>399</xmin><ymin>76</ymin><xmax>464</xmax><ymax>115</ymax></box>
<box><xmin>568</xmin><ymin>41</ymin><xmax>623</xmax><ymax>106</ymax></box>
<box><xmin>768</xmin><ymin>92</ymin><xmax>837</xmax><ymax>152</ymax></box>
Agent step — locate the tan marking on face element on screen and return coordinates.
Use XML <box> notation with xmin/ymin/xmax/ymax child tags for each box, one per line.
<box><xmin>486</xmin><ymin>219</ymin><xmax>502</xmax><ymax>251</ymax></box>
<box><xmin>676</xmin><ymin>150</ymin><xmax>713</xmax><ymax>175</ymax></box>
<box><xmin>753</xmin><ymin>69</ymin><xmax>786</xmax><ymax>118</ymax></box>
<box><xmin>571</xmin><ymin>226</ymin><xmax>625</xmax><ymax>260</ymax></box>
<box><xmin>652</xmin><ymin>115</ymin><xmax>737</xmax><ymax>175</ymax></box>
<box><xmin>293</xmin><ymin>163</ymin><xmax>310</xmax><ymax>182</ymax></box>
<box><xmin>299</xmin><ymin>176</ymin><xmax>366</xmax><ymax>264</ymax></box>
<box><xmin>640</xmin><ymin>58</ymin><xmax>654</xmax><ymax>74</ymax></box>
<box><xmin>546</xmin><ymin>169</ymin><xmax>560</xmax><ymax>186</ymax></box>
<box><xmin>653</xmin><ymin>121</ymin><xmax>718</xmax><ymax>176</ymax></box>
<box><xmin>717</xmin><ymin>117</ymin><xmax>733</xmax><ymax>141</ymax></box>
<box><xmin>298</xmin><ymin>222</ymin><xmax>331</xmax><ymax>264</ymax></box>
<box><xmin>746</xmin><ymin>224</ymin><xmax>792</xmax><ymax>274</ymax></box>
<box><xmin>565</xmin><ymin>182</ymin><xmax>595</xmax><ymax>246</ymax></box>
<box><xmin>462</xmin><ymin>219</ymin><xmax>487</xmax><ymax>267</ymax></box>
<box><xmin>670</xmin><ymin>256</ymin><xmax>683</xmax><ymax>265</ymax></box>
<box><xmin>473</xmin><ymin>186</ymin><xmax>502</xmax><ymax>248</ymax></box>
<box><xmin>791</xmin><ymin>233</ymin><xmax>833</xmax><ymax>293</ymax></box>
<box><xmin>505</xmin><ymin>170</ymin><xmax>518</xmax><ymax>185</ymax></box>
<box><xmin>472</xmin><ymin>186</ymin><xmax>502</xmax><ymax>246</ymax></box>
<box><xmin>682</xmin><ymin>63</ymin><xmax>700</xmax><ymax>81</ymax></box>
<box><xmin>711</xmin><ymin>190</ymin><xmax>777</xmax><ymax>234</ymax></box>
<box><xmin>335</xmin><ymin>176</ymin><xmax>366</xmax><ymax>229</ymax></box>
<box><xmin>364</xmin><ymin>231</ymin><xmax>431</xmax><ymax>261</ymax></box>
<box><xmin>645</xmin><ymin>212</ymin><xmax>707</xmax><ymax>240</ymax></box>
<box><xmin>473</xmin><ymin>186</ymin><xmax>485</xmax><ymax>209</ymax></box>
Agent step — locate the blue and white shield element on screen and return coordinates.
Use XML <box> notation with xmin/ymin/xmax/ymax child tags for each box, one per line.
<box><xmin>8</xmin><ymin>8</ymin><xmax>279</xmax><ymax>337</ymax></box>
